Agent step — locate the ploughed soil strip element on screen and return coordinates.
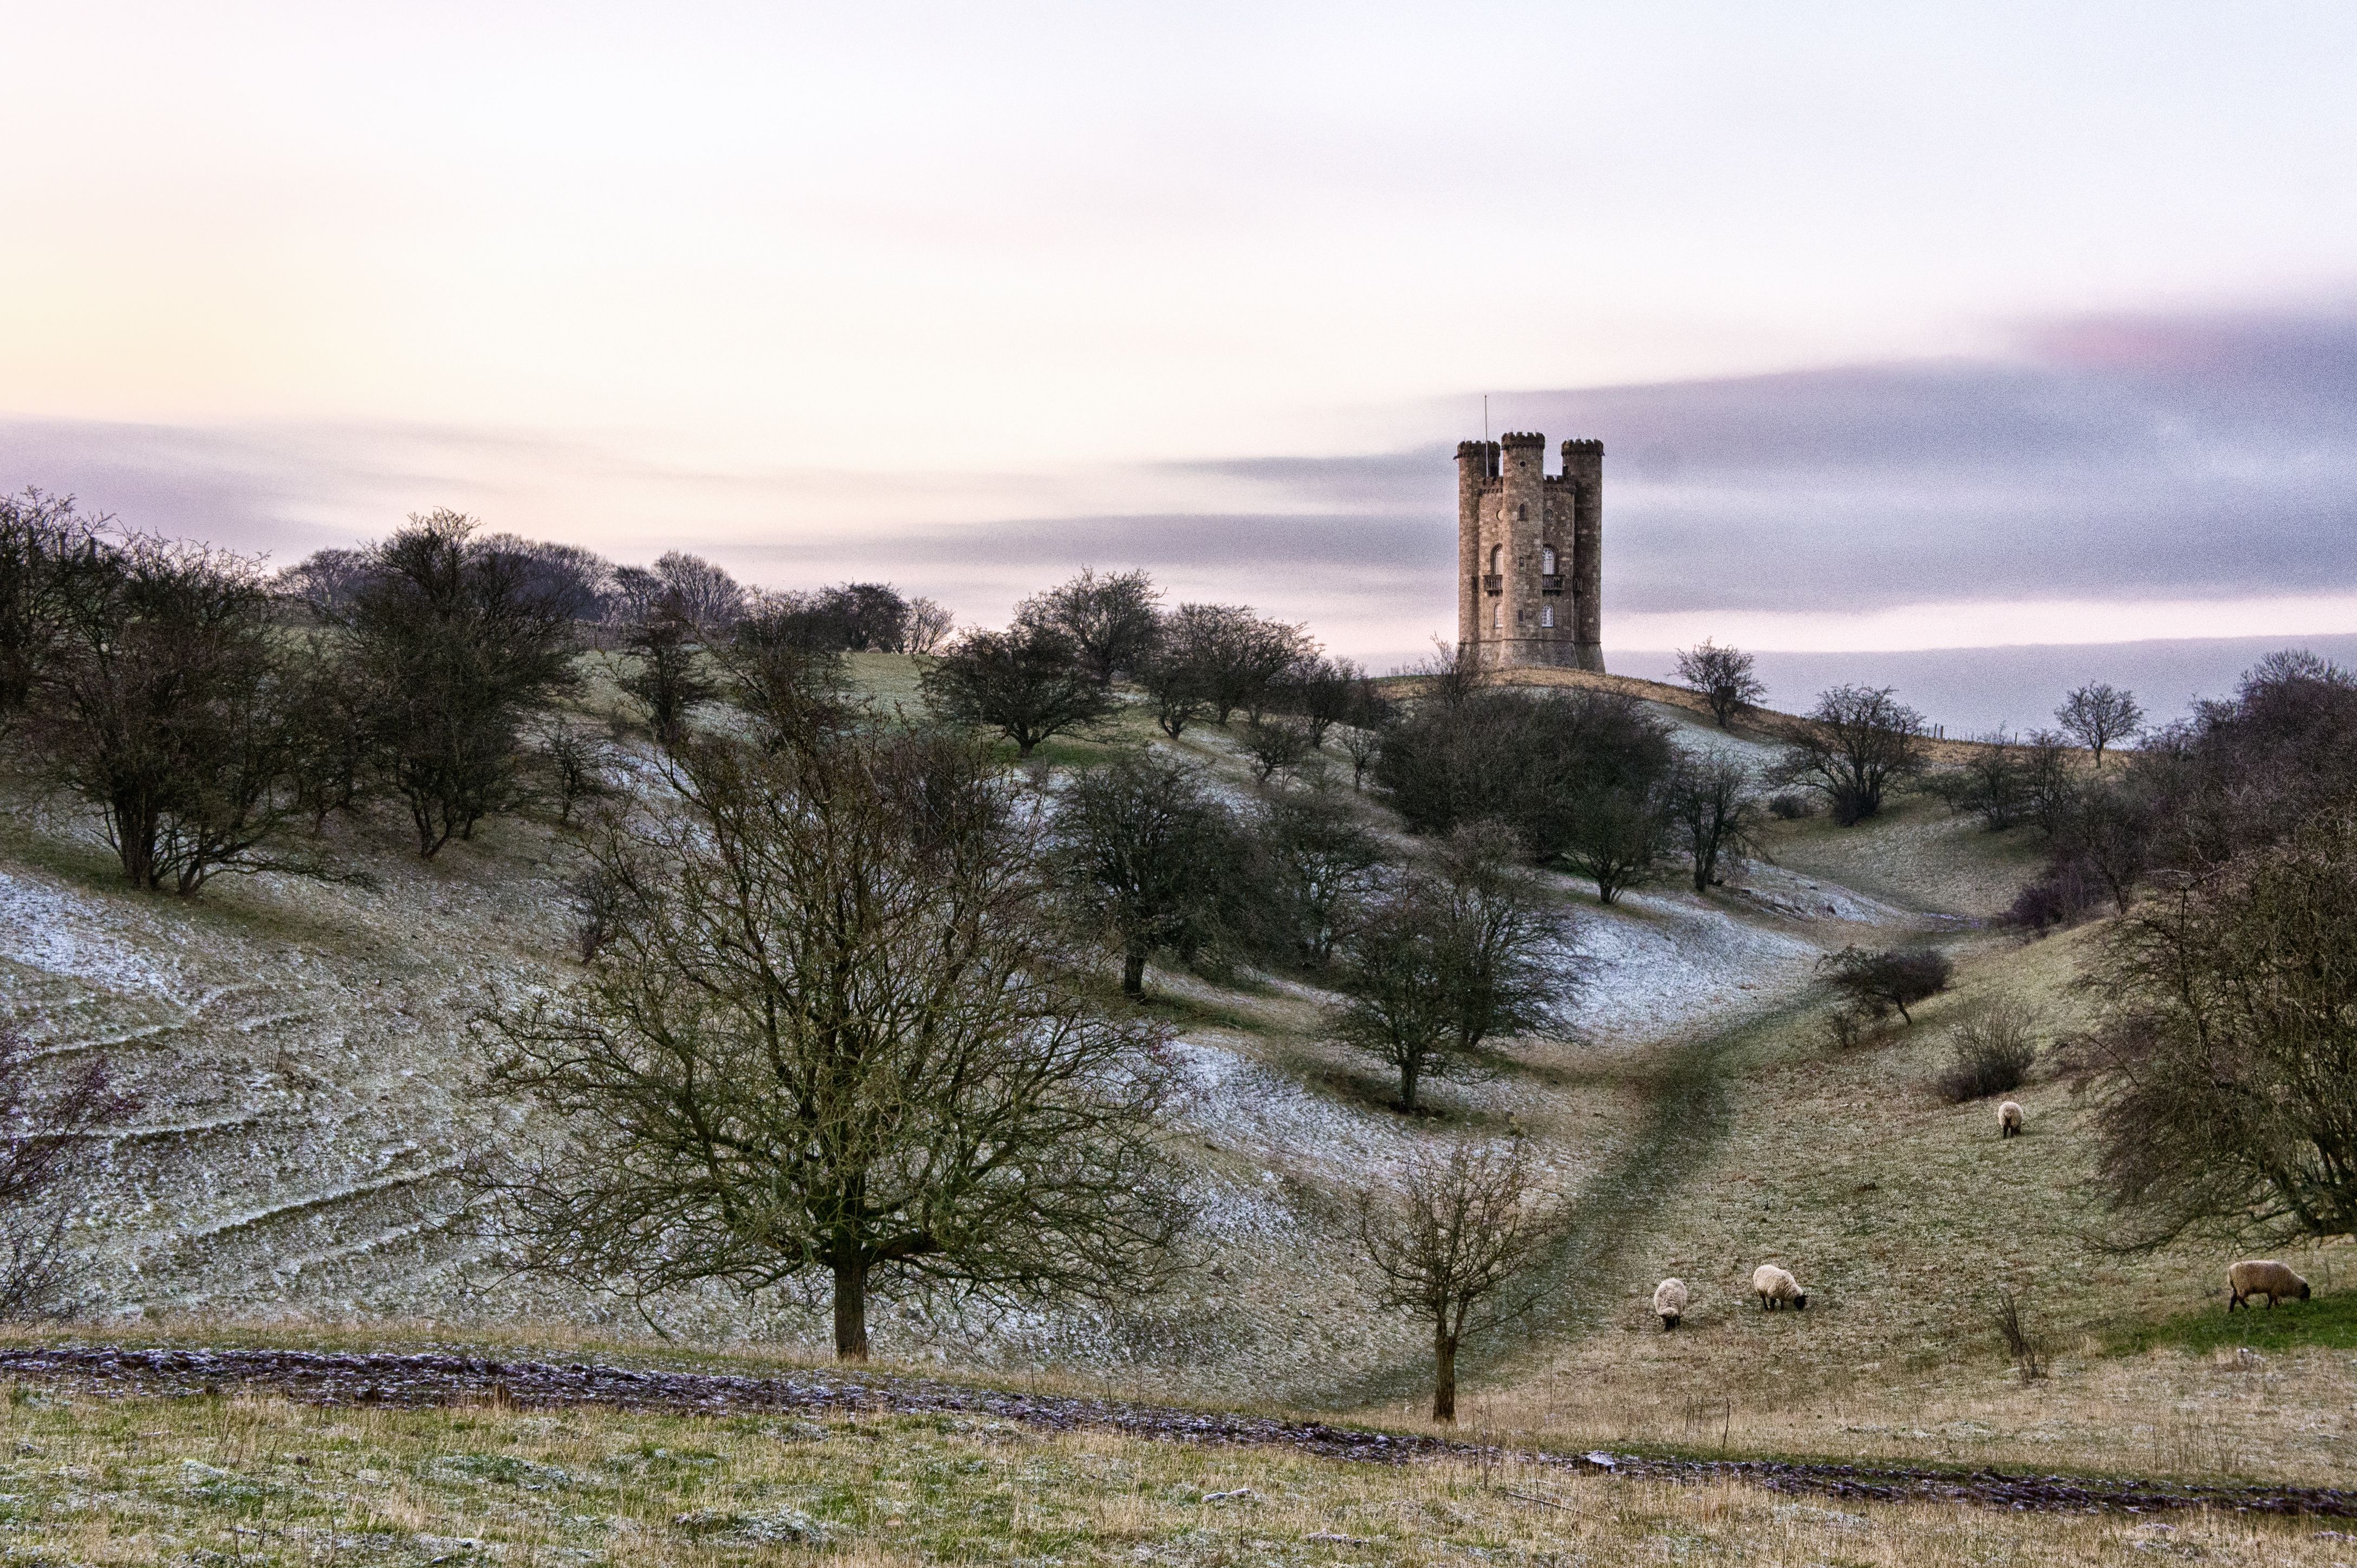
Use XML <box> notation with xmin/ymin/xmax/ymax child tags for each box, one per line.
<box><xmin>2</xmin><ymin>1346</ymin><xmax>2349</xmax><ymax>1519</ymax></box>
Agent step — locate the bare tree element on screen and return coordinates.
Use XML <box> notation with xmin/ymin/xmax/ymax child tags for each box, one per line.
<box><xmin>1252</xmin><ymin>783</ymin><xmax>1387</xmax><ymax>970</ymax></box>
<box><xmin>1667</xmin><ymin>754</ymin><xmax>1767</xmax><ymax>891</ymax></box>
<box><xmin>1775</xmin><ymin>684</ymin><xmax>1927</xmax><ymax>825</ymax></box>
<box><xmin>2079</xmin><ymin>818</ymin><xmax>2357</xmax><ymax>1250</ymax></box>
<box><xmin>1269</xmin><ymin>656</ymin><xmax>1359</xmax><ymax>747</ymax></box>
<box><xmin>1328</xmin><ymin>829</ymin><xmax>1567</xmax><ymax>1111</ymax></box>
<box><xmin>1337</xmin><ymin>723</ymin><xmax>1384</xmax><ymax>792</ymax></box>
<box><xmin>1409</xmin><ymin>637</ymin><xmax>1485</xmax><ymax>709</ymax></box>
<box><xmin>920</xmin><ymin>623</ymin><xmax>1116</xmax><ymax>758</ymax></box>
<box><xmin>1016</xmin><ymin>568</ymin><xmax>1161</xmax><ymax>688</ymax></box>
<box><xmin>0</xmin><ymin>492</ymin><xmax>94</xmax><ymax>743</ymax></box>
<box><xmin>479</xmin><ymin>727</ymin><xmax>1187</xmax><ymax>1360</ymax></box>
<box><xmin>0</xmin><ymin>1023</ymin><xmax>129</xmax><ymax>1317</ymax></box>
<box><xmin>617</xmin><ymin>598</ymin><xmax>717</xmax><ymax>748</ymax></box>
<box><xmin>541</xmin><ymin>721</ymin><xmax>615</xmax><ymax>827</ymax></box>
<box><xmin>2056</xmin><ymin>682</ymin><xmax>2143</xmax><ymax>769</ymax></box>
<box><xmin>1137</xmin><ymin>646</ymin><xmax>1211</xmax><ymax>739</ymax></box>
<box><xmin>903</xmin><ymin>596</ymin><xmax>954</xmax><ymax>655</ymax></box>
<box><xmin>1356</xmin><ymin>1138</ymin><xmax>1566</xmax><ymax>1422</ymax></box>
<box><xmin>1049</xmin><ymin>751</ymin><xmax>1238</xmax><ymax>996</ymax></box>
<box><xmin>35</xmin><ymin>532</ymin><xmax>320</xmax><ymax>894</ymax></box>
<box><xmin>653</xmin><ymin>551</ymin><xmax>745</xmax><ymax>631</ymax></box>
<box><xmin>1675</xmin><ymin>639</ymin><xmax>1766</xmax><ymax>728</ymax></box>
<box><xmin>1160</xmin><ymin>603</ymin><xmax>1310</xmax><ymax>725</ymax></box>
<box><xmin>1242</xmin><ymin>717</ymin><xmax>1311</xmax><ymax>783</ymax></box>
<box><xmin>719</xmin><ymin>599</ymin><xmax>854</xmax><ymax>747</ymax></box>
<box><xmin>340</xmin><ymin>511</ymin><xmax>581</xmax><ymax>857</ymax></box>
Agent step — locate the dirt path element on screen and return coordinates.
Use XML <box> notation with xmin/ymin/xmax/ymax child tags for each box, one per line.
<box><xmin>4</xmin><ymin>1346</ymin><xmax>2348</xmax><ymax>1519</ymax></box>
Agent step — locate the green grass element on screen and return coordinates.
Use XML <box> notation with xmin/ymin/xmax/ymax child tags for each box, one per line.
<box><xmin>2109</xmin><ymin>1286</ymin><xmax>2357</xmax><ymax>1356</ymax></box>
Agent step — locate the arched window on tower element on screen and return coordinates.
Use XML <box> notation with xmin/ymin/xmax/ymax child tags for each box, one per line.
<box><xmin>1488</xmin><ymin>544</ymin><xmax>1501</xmax><ymax>573</ymax></box>
<box><xmin>1493</xmin><ymin>602</ymin><xmax>1502</xmax><ymax>630</ymax></box>
<box><xmin>1541</xmin><ymin>605</ymin><xmax>1554</xmax><ymax>628</ymax></box>
<box><xmin>1541</xmin><ymin>546</ymin><xmax>1556</xmax><ymax>574</ymax></box>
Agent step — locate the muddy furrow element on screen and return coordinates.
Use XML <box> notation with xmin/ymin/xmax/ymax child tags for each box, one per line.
<box><xmin>2</xmin><ymin>1346</ymin><xmax>2349</xmax><ymax>1519</ymax></box>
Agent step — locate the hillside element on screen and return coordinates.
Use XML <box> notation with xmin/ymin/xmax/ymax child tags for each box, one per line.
<box><xmin>0</xmin><ymin>652</ymin><xmax>2348</xmax><ymax>1502</ymax></box>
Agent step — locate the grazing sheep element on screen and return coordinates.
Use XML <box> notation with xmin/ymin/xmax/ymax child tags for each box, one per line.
<box><xmin>1653</xmin><ymin>1277</ymin><xmax>1689</xmax><ymax>1330</ymax></box>
<box><xmin>1998</xmin><ymin>1101</ymin><xmax>2023</xmax><ymax>1137</ymax></box>
<box><xmin>1751</xmin><ymin>1263</ymin><xmax>1808</xmax><ymax>1311</ymax></box>
<box><xmin>2227</xmin><ymin>1260</ymin><xmax>2311</xmax><ymax>1311</ymax></box>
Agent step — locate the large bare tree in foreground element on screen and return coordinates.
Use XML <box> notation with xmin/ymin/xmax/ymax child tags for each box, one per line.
<box><xmin>1356</xmin><ymin>1138</ymin><xmax>1566</xmax><ymax>1422</ymax></box>
<box><xmin>479</xmin><ymin>726</ymin><xmax>1187</xmax><ymax>1359</ymax></box>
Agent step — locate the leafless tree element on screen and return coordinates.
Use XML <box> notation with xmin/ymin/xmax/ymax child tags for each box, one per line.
<box><xmin>478</xmin><ymin>727</ymin><xmax>1187</xmax><ymax>1360</ymax></box>
<box><xmin>1328</xmin><ymin>829</ymin><xmax>1568</xmax><ymax>1112</ymax></box>
<box><xmin>1242</xmin><ymin>717</ymin><xmax>1311</xmax><ymax>783</ymax></box>
<box><xmin>0</xmin><ymin>491</ymin><xmax>94</xmax><ymax>743</ymax></box>
<box><xmin>653</xmin><ymin>551</ymin><xmax>744</xmax><ymax>631</ymax></box>
<box><xmin>618</xmin><ymin>598</ymin><xmax>717</xmax><ymax>748</ymax></box>
<box><xmin>1775</xmin><ymin>684</ymin><xmax>1928</xmax><ymax>825</ymax></box>
<box><xmin>35</xmin><ymin>532</ymin><xmax>319</xmax><ymax>893</ymax></box>
<box><xmin>1674</xmin><ymin>639</ymin><xmax>1766</xmax><ymax>728</ymax></box>
<box><xmin>0</xmin><ymin>1023</ymin><xmax>129</xmax><ymax>1317</ymax></box>
<box><xmin>1049</xmin><ymin>751</ymin><xmax>1239</xmax><ymax>996</ymax></box>
<box><xmin>1356</xmin><ymin>1138</ymin><xmax>1567</xmax><ymax>1422</ymax></box>
<box><xmin>541</xmin><ymin>721</ymin><xmax>615</xmax><ymax>827</ymax></box>
<box><xmin>1337</xmin><ymin>723</ymin><xmax>1384</xmax><ymax>792</ymax></box>
<box><xmin>340</xmin><ymin>511</ymin><xmax>581</xmax><ymax>856</ymax></box>
<box><xmin>1252</xmin><ymin>783</ymin><xmax>1386</xmax><ymax>971</ymax></box>
<box><xmin>1269</xmin><ymin>656</ymin><xmax>1359</xmax><ymax>747</ymax></box>
<box><xmin>920</xmin><ymin>623</ymin><xmax>1116</xmax><ymax>758</ymax></box>
<box><xmin>903</xmin><ymin>596</ymin><xmax>954</xmax><ymax>655</ymax></box>
<box><xmin>1159</xmin><ymin>603</ymin><xmax>1311</xmax><ymax>725</ymax></box>
<box><xmin>2055</xmin><ymin>682</ymin><xmax>2143</xmax><ymax>769</ymax></box>
<box><xmin>1016</xmin><ymin>568</ymin><xmax>1161</xmax><ymax>688</ymax></box>
<box><xmin>2078</xmin><ymin>817</ymin><xmax>2357</xmax><ymax>1250</ymax></box>
<box><xmin>1667</xmin><ymin>754</ymin><xmax>1768</xmax><ymax>891</ymax></box>
<box><xmin>1408</xmin><ymin>636</ymin><xmax>1484</xmax><ymax>708</ymax></box>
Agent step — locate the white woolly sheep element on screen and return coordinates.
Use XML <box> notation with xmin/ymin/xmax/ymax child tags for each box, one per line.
<box><xmin>1998</xmin><ymin>1101</ymin><xmax>2023</xmax><ymax>1137</ymax></box>
<box><xmin>1751</xmin><ymin>1263</ymin><xmax>1808</xmax><ymax>1311</ymax></box>
<box><xmin>2227</xmin><ymin>1259</ymin><xmax>2311</xmax><ymax>1311</ymax></box>
<box><xmin>1653</xmin><ymin>1277</ymin><xmax>1689</xmax><ymax>1330</ymax></box>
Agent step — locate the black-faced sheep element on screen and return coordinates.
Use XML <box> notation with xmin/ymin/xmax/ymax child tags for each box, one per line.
<box><xmin>1752</xmin><ymin>1263</ymin><xmax>1808</xmax><ymax>1311</ymax></box>
<box><xmin>1653</xmin><ymin>1277</ymin><xmax>1688</xmax><ymax>1329</ymax></box>
<box><xmin>1998</xmin><ymin>1101</ymin><xmax>2023</xmax><ymax>1137</ymax></box>
<box><xmin>2227</xmin><ymin>1260</ymin><xmax>2311</xmax><ymax>1311</ymax></box>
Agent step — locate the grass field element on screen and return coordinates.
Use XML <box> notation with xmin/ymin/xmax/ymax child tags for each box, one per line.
<box><xmin>2</xmin><ymin>1386</ymin><xmax>2350</xmax><ymax>1567</ymax></box>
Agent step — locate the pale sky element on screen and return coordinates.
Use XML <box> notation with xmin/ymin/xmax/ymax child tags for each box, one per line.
<box><xmin>5</xmin><ymin>1</ymin><xmax>2357</xmax><ymax>672</ymax></box>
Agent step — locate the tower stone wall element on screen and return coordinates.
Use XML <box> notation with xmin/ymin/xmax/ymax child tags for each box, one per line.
<box><xmin>1455</xmin><ymin>431</ymin><xmax>1603</xmax><ymax>671</ymax></box>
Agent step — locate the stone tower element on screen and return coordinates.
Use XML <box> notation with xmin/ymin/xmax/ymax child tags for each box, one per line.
<box><xmin>1456</xmin><ymin>432</ymin><xmax>1603</xmax><ymax>671</ymax></box>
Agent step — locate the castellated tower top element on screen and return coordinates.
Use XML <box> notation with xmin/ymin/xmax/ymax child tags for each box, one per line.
<box><xmin>1455</xmin><ymin>431</ymin><xmax>1603</xmax><ymax>673</ymax></box>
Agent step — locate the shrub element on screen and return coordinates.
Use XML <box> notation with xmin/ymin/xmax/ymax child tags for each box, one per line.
<box><xmin>2003</xmin><ymin>856</ymin><xmax>2103</xmax><ymax>934</ymax></box>
<box><xmin>1934</xmin><ymin>998</ymin><xmax>2039</xmax><ymax>1102</ymax></box>
<box><xmin>1768</xmin><ymin>792</ymin><xmax>1815</xmax><ymax>820</ymax></box>
<box><xmin>1816</xmin><ymin>945</ymin><xmax>1952</xmax><ymax>1025</ymax></box>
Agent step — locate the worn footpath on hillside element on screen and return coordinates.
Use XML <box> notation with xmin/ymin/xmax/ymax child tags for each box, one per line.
<box><xmin>5</xmin><ymin>1346</ymin><xmax>2350</xmax><ymax>1520</ymax></box>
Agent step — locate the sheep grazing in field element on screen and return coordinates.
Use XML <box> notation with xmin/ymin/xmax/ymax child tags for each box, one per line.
<box><xmin>1751</xmin><ymin>1263</ymin><xmax>1808</xmax><ymax>1311</ymax></box>
<box><xmin>2227</xmin><ymin>1260</ymin><xmax>2311</xmax><ymax>1311</ymax></box>
<box><xmin>1653</xmin><ymin>1277</ymin><xmax>1689</xmax><ymax>1329</ymax></box>
<box><xmin>1998</xmin><ymin>1101</ymin><xmax>2023</xmax><ymax>1137</ymax></box>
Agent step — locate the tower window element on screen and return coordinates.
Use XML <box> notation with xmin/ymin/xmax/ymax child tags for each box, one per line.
<box><xmin>1493</xmin><ymin>603</ymin><xmax>1501</xmax><ymax>630</ymax></box>
<box><xmin>1542</xmin><ymin>546</ymin><xmax>1556</xmax><ymax>574</ymax></box>
<box><xmin>1541</xmin><ymin>606</ymin><xmax>1554</xmax><ymax>628</ymax></box>
<box><xmin>1517</xmin><ymin>504</ymin><xmax>1527</xmax><ymax>522</ymax></box>
<box><xmin>1488</xmin><ymin>544</ymin><xmax>1501</xmax><ymax>572</ymax></box>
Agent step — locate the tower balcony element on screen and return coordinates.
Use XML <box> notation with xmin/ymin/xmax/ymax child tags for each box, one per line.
<box><xmin>1540</xmin><ymin>574</ymin><xmax>1563</xmax><ymax>595</ymax></box>
<box><xmin>1482</xmin><ymin>574</ymin><xmax>1502</xmax><ymax>594</ymax></box>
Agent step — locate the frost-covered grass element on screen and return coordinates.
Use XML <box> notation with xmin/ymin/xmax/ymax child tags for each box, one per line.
<box><xmin>0</xmin><ymin>1385</ymin><xmax>2346</xmax><ymax>1568</ymax></box>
